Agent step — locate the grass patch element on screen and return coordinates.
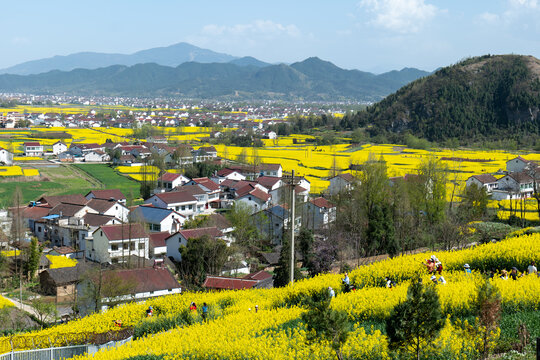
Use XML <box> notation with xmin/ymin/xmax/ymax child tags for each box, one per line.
<box><xmin>74</xmin><ymin>164</ymin><xmax>140</xmax><ymax>200</ymax></box>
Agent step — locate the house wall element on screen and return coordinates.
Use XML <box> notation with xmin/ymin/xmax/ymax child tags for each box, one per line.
<box><xmin>165</xmin><ymin>233</ymin><xmax>187</xmax><ymax>262</ymax></box>
<box><xmin>0</xmin><ymin>149</ymin><xmax>13</xmax><ymax>165</ymax></box>
<box><xmin>507</xmin><ymin>159</ymin><xmax>528</xmax><ymax>173</ymax></box>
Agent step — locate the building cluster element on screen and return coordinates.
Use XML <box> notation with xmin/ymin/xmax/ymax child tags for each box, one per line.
<box><xmin>466</xmin><ymin>156</ymin><xmax>540</xmax><ymax>200</ymax></box>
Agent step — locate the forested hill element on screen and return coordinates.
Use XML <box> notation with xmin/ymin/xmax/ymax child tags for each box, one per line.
<box><xmin>345</xmin><ymin>55</ymin><xmax>540</xmax><ymax>143</ymax></box>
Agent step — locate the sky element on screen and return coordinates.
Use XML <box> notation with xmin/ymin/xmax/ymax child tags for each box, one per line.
<box><xmin>1</xmin><ymin>0</ymin><xmax>539</xmax><ymax>73</ymax></box>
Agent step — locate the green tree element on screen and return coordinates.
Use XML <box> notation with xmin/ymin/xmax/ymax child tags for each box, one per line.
<box><xmin>416</xmin><ymin>156</ymin><xmax>448</xmax><ymax>226</ymax></box>
<box><xmin>179</xmin><ymin>235</ymin><xmax>231</xmax><ymax>289</ymax></box>
<box><xmin>236</xmin><ymin>148</ymin><xmax>248</xmax><ymax>164</ymax></box>
<box><xmin>226</xmin><ymin>203</ymin><xmax>264</xmax><ymax>258</ymax></box>
<box><xmin>475</xmin><ymin>280</ymin><xmax>502</xmax><ymax>359</ymax></box>
<box><xmin>301</xmin><ymin>289</ymin><xmax>350</xmax><ymax>360</ymax></box>
<box><xmin>273</xmin><ymin>233</ymin><xmax>304</xmax><ymax>287</ymax></box>
<box><xmin>298</xmin><ymin>227</ymin><xmax>314</xmax><ymax>270</ymax></box>
<box><xmin>24</xmin><ymin>237</ymin><xmax>43</xmax><ymax>280</ymax></box>
<box><xmin>386</xmin><ymin>280</ymin><xmax>444</xmax><ymax>360</ymax></box>
<box><xmin>30</xmin><ymin>298</ymin><xmax>57</xmax><ymax>329</ymax></box>
<box><xmin>460</xmin><ymin>183</ymin><xmax>489</xmax><ymax>221</ymax></box>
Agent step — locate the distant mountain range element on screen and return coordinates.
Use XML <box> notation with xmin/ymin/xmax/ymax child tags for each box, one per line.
<box><xmin>0</xmin><ymin>55</ymin><xmax>430</xmax><ymax>101</ymax></box>
<box><xmin>0</xmin><ymin>42</ymin><xmax>243</xmax><ymax>75</ymax></box>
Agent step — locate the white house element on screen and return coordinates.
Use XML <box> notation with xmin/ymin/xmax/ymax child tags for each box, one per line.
<box><xmin>129</xmin><ymin>205</ymin><xmax>185</xmax><ymax>233</ymax></box>
<box><xmin>24</xmin><ymin>142</ymin><xmax>44</xmax><ymax>157</ymax></box>
<box><xmin>86</xmin><ymin>198</ymin><xmax>129</xmax><ymax>222</ymax></box>
<box><xmin>52</xmin><ymin>141</ymin><xmax>68</xmax><ymax>156</ymax></box>
<box><xmin>165</xmin><ymin>227</ymin><xmax>223</xmax><ymax>262</ymax></box>
<box><xmin>145</xmin><ymin>190</ymin><xmax>199</xmax><ymax>219</ymax></box>
<box><xmin>327</xmin><ymin>173</ymin><xmax>356</xmax><ymax>195</ymax></box>
<box><xmin>84</xmin><ymin>150</ymin><xmax>110</xmax><ymax>162</ymax></box>
<box><xmin>302</xmin><ymin>197</ymin><xmax>336</xmax><ymax>230</ymax></box>
<box><xmin>212</xmin><ymin>168</ymin><xmax>246</xmax><ymax>184</ymax></box>
<box><xmin>186</xmin><ymin>177</ymin><xmax>221</xmax><ymax>206</ymax></box>
<box><xmin>256</xmin><ymin>176</ymin><xmax>282</xmax><ymax>192</ymax></box>
<box><xmin>259</xmin><ymin>163</ymin><xmax>282</xmax><ymax>178</ymax></box>
<box><xmin>235</xmin><ymin>185</ymin><xmax>271</xmax><ymax>213</ymax></box>
<box><xmin>0</xmin><ymin>147</ymin><xmax>13</xmax><ymax>165</ymax></box>
<box><xmin>87</xmin><ymin>224</ymin><xmax>149</xmax><ymax>264</ymax></box>
<box><xmin>156</xmin><ymin>173</ymin><xmax>190</xmax><ymax>191</ymax></box>
<box><xmin>465</xmin><ymin>174</ymin><xmax>498</xmax><ymax>193</ymax></box>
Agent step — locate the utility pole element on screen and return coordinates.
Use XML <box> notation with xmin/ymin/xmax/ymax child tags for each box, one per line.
<box><xmin>290</xmin><ymin>170</ymin><xmax>295</xmax><ymax>285</ymax></box>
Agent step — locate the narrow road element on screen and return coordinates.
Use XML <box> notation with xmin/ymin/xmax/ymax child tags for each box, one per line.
<box><xmin>2</xmin><ymin>296</ymin><xmax>40</xmax><ymax>318</ymax></box>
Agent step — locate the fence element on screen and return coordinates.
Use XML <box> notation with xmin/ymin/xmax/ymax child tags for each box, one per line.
<box><xmin>0</xmin><ymin>336</ymin><xmax>132</xmax><ymax>360</ymax></box>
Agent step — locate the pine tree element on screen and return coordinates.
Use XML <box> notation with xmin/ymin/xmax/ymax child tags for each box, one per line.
<box><xmin>301</xmin><ymin>289</ymin><xmax>350</xmax><ymax>360</ymax></box>
<box><xmin>386</xmin><ymin>280</ymin><xmax>444</xmax><ymax>360</ymax></box>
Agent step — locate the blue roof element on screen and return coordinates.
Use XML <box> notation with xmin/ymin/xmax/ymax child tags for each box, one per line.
<box><xmin>42</xmin><ymin>214</ymin><xmax>60</xmax><ymax>220</ymax></box>
<box><xmin>129</xmin><ymin>206</ymin><xmax>175</xmax><ymax>223</ymax></box>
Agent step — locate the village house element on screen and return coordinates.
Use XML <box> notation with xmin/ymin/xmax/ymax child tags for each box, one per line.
<box><xmin>129</xmin><ymin>205</ymin><xmax>185</xmax><ymax>233</ymax></box>
<box><xmin>155</xmin><ymin>172</ymin><xmax>191</xmax><ymax>191</ymax></box>
<box><xmin>327</xmin><ymin>173</ymin><xmax>356</xmax><ymax>195</ymax></box>
<box><xmin>149</xmin><ymin>231</ymin><xmax>170</xmax><ymax>258</ymax></box>
<box><xmin>465</xmin><ymin>174</ymin><xmax>499</xmax><ymax>193</ymax></box>
<box><xmin>87</xmin><ymin>224</ymin><xmax>149</xmax><ymax>264</ymax></box>
<box><xmin>0</xmin><ymin>146</ymin><xmax>13</xmax><ymax>165</ymax></box>
<box><xmin>301</xmin><ymin>197</ymin><xmax>336</xmax><ymax>230</ymax></box>
<box><xmin>52</xmin><ymin>141</ymin><xmax>68</xmax><ymax>155</ymax></box>
<box><xmin>211</xmin><ymin>168</ymin><xmax>246</xmax><ymax>184</ymax></box>
<box><xmin>24</xmin><ymin>142</ymin><xmax>44</xmax><ymax>157</ymax></box>
<box><xmin>506</xmin><ymin>156</ymin><xmax>538</xmax><ymax>173</ymax></box>
<box><xmin>493</xmin><ymin>172</ymin><xmax>535</xmax><ymax>200</ymax></box>
<box><xmin>186</xmin><ymin>177</ymin><xmax>221</xmax><ymax>207</ymax></box>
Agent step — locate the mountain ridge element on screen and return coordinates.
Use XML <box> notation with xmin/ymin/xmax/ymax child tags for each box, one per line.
<box><xmin>0</xmin><ymin>57</ymin><xmax>430</xmax><ymax>101</ymax></box>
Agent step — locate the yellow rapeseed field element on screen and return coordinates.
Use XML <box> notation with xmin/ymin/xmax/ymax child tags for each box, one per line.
<box><xmin>0</xmin><ymin>231</ymin><xmax>537</xmax><ymax>358</ymax></box>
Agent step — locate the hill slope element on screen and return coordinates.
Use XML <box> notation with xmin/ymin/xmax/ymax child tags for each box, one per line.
<box><xmin>358</xmin><ymin>55</ymin><xmax>540</xmax><ymax>142</ymax></box>
<box><xmin>0</xmin><ymin>57</ymin><xmax>430</xmax><ymax>101</ymax></box>
<box><xmin>0</xmin><ymin>42</ymin><xmax>238</xmax><ymax>75</ymax></box>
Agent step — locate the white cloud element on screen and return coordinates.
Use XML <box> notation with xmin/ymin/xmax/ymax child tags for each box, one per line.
<box><xmin>509</xmin><ymin>0</ymin><xmax>538</xmax><ymax>8</ymax></box>
<box><xmin>200</xmin><ymin>20</ymin><xmax>301</xmax><ymax>40</ymax></box>
<box><xmin>478</xmin><ymin>12</ymin><xmax>500</xmax><ymax>23</ymax></box>
<box><xmin>359</xmin><ymin>0</ymin><xmax>438</xmax><ymax>33</ymax></box>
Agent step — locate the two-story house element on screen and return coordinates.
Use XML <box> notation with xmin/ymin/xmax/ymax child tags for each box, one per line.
<box><xmin>87</xmin><ymin>224</ymin><xmax>149</xmax><ymax>264</ymax></box>
<box><xmin>301</xmin><ymin>197</ymin><xmax>336</xmax><ymax>230</ymax></box>
<box><xmin>465</xmin><ymin>174</ymin><xmax>499</xmax><ymax>193</ymax></box>
<box><xmin>24</xmin><ymin>142</ymin><xmax>44</xmax><ymax>157</ymax></box>
<box><xmin>129</xmin><ymin>205</ymin><xmax>185</xmax><ymax>233</ymax></box>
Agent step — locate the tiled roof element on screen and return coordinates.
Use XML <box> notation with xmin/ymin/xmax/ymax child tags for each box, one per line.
<box><xmin>216</xmin><ymin>168</ymin><xmax>236</xmax><ymax>177</ymax></box>
<box><xmin>310</xmin><ymin>197</ymin><xmax>335</xmax><ymax>209</ymax></box>
<box><xmin>86</xmin><ymin>189</ymin><xmax>126</xmax><ymax>201</ymax></box>
<box><xmin>238</xmin><ymin>187</ymin><xmax>271</xmax><ymax>202</ymax></box>
<box><xmin>178</xmin><ymin>227</ymin><xmax>223</xmax><ymax>240</ymax></box>
<box><xmin>21</xmin><ymin>206</ymin><xmax>51</xmax><ymax>220</ymax></box>
<box><xmin>86</xmin><ymin>199</ymin><xmax>118</xmax><ymax>213</ymax></box>
<box><xmin>471</xmin><ymin>174</ymin><xmax>498</xmax><ymax>184</ymax></box>
<box><xmin>202</xmin><ymin>276</ymin><xmax>258</xmax><ymax>290</ymax></box>
<box><xmin>257</xmin><ymin>176</ymin><xmax>281</xmax><ymax>189</ymax></box>
<box><xmin>97</xmin><ymin>223</ymin><xmax>148</xmax><ymax>241</ymax></box>
<box><xmin>508</xmin><ymin>172</ymin><xmax>533</xmax><ymax>184</ymax></box>
<box><xmin>243</xmin><ymin>270</ymin><xmax>273</xmax><ymax>281</ymax></box>
<box><xmin>192</xmin><ymin>177</ymin><xmax>220</xmax><ymax>191</ymax></box>
<box><xmin>158</xmin><ymin>172</ymin><xmax>183</xmax><ymax>182</ymax></box>
<box><xmin>48</xmin><ymin>203</ymin><xmax>87</xmax><ymax>217</ymax></box>
<box><xmin>39</xmin><ymin>194</ymin><xmax>88</xmax><ymax>207</ymax></box>
<box><xmin>104</xmin><ymin>267</ymin><xmax>180</xmax><ymax>294</ymax></box>
<box><xmin>149</xmin><ymin>231</ymin><xmax>170</xmax><ymax>248</ymax></box>
<box><xmin>24</xmin><ymin>142</ymin><xmax>41</xmax><ymax>146</ymax></box>
<box><xmin>154</xmin><ymin>191</ymin><xmax>197</xmax><ymax>204</ymax></box>
<box><xmin>337</xmin><ymin>173</ymin><xmax>355</xmax><ymax>182</ymax></box>
<box><xmin>82</xmin><ymin>213</ymin><xmax>117</xmax><ymax>227</ymax></box>
<box><xmin>130</xmin><ymin>205</ymin><xmax>183</xmax><ymax>223</ymax></box>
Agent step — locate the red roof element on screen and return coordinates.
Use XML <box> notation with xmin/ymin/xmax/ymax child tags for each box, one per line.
<box><xmin>38</xmin><ymin>194</ymin><xmax>88</xmax><ymax>207</ymax></box>
<box><xmin>178</xmin><ymin>227</ymin><xmax>223</xmax><ymax>240</ymax></box>
<box><xmin>24</xmin><ymin>142</ymin><xmax>41</xmax><ymax>147</ymax></box>
<box><xmin>243</xmin><ymin>270</ymin><xmax>273</xmax><ymax>281</ymax></box>
<box><xmin>21</xmin><ymin>206</ymin><xmax>51</xmax><ymax>220</ymax></box>
<box><xmin>310</xmin><ymin>197</ymin><xmax>335</xmax><ymax>209</ymax></box>
<box><xmin>202</xmin><ymin>276</ymin><xmax>258</xmax><ymax>290</ymax></box>
<box><xmin>149</xmin><ymin>231</ymin><xmax>170</xmax><ymax>248</ymax></box>
<box><xmin>104</xmin><ymin>267</ymin><xmax>180</xmax><ymax>294</ymax></box>
<box><xmin>158</xmin><ymin>172</ymin><xmax>183</xmax><ymax>182</ymax></box>
<box><xmin>248</xmin><ymin>188</ymin><xmax>271</xmax><ymax>202</ymax></box>
<box><xmin>192</xmin><ymin>177</ymin><xmax>220</xmax><ymax>191</ymax></box>
<box><xmin>97</xmin><ymin>223</ymin><xmax>147</xmax><ymax>240</ymax></box>
<box><xmin>154</xmin><ymin>191</ymin><xmax>197</xmax><ymax>204</ymax></box>
<box><xmin>216</xmin><ymin>168</ymin><xmax>236</xmax><ymax>177</ymax></box>
<box><xmin>470</xmin><ymin>174</ymin><xmax>498</xmax><ymax>184</ymax></box>
<box><xmin>336</xmin><ymin>173</ymin><xmax>355</xmax><ymax>182</ymax></box>
<box><xmin>257</xmin><ymin>176</ymin><xmax>281</xmax><ymax>189</ymax></box>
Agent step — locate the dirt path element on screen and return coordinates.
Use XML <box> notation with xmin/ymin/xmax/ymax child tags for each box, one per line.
<box><xmin>67</xmin><ymin>164</ymin><xmax>104</xmax><ymax>189</ymax></box>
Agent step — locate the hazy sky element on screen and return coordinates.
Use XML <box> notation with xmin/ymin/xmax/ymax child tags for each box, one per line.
<box><xmin>2</xmin><ymin>0</ymin><xmax>539</xmax><ymax>73</ymax></box>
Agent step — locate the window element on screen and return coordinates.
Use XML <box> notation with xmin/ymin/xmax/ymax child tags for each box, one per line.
<box><xmin>139</xmin><ymin>243</ymin><xmax>145</xmax><ymax>250</ymax></box>
<box><xmin>188</xmin><ymin>205</ymin><xmax>193</xmax><ymax>210</ymax></box>
<box><xmin>115</xmin><ymin>206</ymin><xmax>118</xmax><ymax>210</ymax></box>
<box><xmin>130</xmin><ymin>243</ymin><xmax>136</xmax><ymax>250</ymax></box>
<box><xmin>248</xmin><ymin>196</ymin><xmax>251</xmax><ymax>201</ymax></box>
<box><xmin>181</xmin><ymin>206</ymin><xmax>185</xmax><ymax>211</ymax></box>
<box><xmin>151</xmin><ymin>224</ymin><xmax>161</xmax><ymax>231</ymax></box>
<box><xmin>176</xmin><ymin>206</ymin><xmax>179</xmax><ymax>211</ymax></box>
<box><xmin>38</xmin><ymin>226</ymin><xmax>42</xmax><ymax>232</ymax></box>
<box><xmin>111</xmin><ymin>244</ymin><xmax>118</xmax><ymax>251</ymax></box>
